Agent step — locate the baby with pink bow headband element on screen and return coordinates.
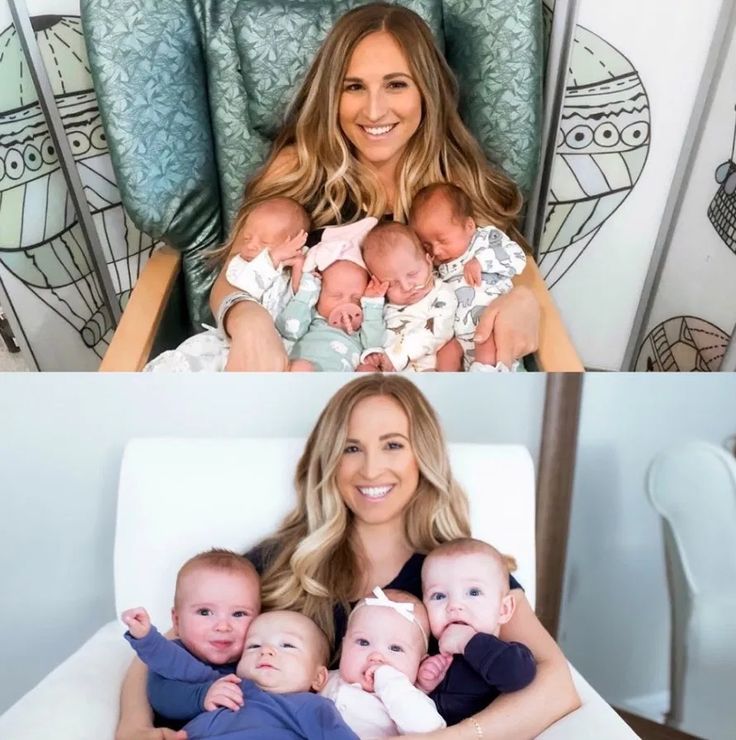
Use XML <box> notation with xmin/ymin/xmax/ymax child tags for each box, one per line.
<box><xmin>320</xmin><ymin>587</ymin><xmax>446</xmax><ymax>737</ymax></box>
<box><xmin>275</xmin><ymin>217</ymin><xmax>386</xmax><ymax>372</ymax></box>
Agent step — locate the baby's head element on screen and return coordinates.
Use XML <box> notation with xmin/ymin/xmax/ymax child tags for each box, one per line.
<box><xmin>340</xmin><ymin>588</ymin><xmax>429</xmax><ymax>691</ymax></box>
<box><xmin>421</xmin><ymin>538</ymin><xmax>515</xmax><ymax>640</ymax></box>
<box><xmin>409</xmin><ymin>183</ymin><xmax>477</xmax><ymax>265</ymax></box>
<box><xmin>172</xmin><ymin>548</ymin><xmax>261</xmax><ymax>665</ymax></box>
<box><xmin>362</xmin><ymin>222</ymin><xmax>433</xmax><ymax>305</ymax></box>
<box><xmin>235</xmin><ymin>197</ymin><xmax>310</xmax><ymax>261</ymax></box>
<box><xmin>237</xmin><ymin>610</ymin><xmax>330</xmax><ymax>694</ymax></box>
<box><xmin>316</xmin><ymin>260</ymin><xmax>369</xmax><ymax>328</ymax></box>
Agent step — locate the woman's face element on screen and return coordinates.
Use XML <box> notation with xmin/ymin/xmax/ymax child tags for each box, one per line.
<box><xmin>336</xmin><ymin>394</ymin><xmax>420</xmax><ymax>529</ymax></box>
<box><xmin>338</xmin><ymin>31</ymin><xmax>423</xmax><ymax>175</ymax></box>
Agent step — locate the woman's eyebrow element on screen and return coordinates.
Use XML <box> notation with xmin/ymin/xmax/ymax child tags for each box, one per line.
<box><xmin>343</xmin><ymin>72</ymin><xmax>413</xmax><ymax>83</ymax></box>
<box><xmin>379</xmin><ymin>433</ymin><xmax>409</xmax><ymax>441</ymax></box>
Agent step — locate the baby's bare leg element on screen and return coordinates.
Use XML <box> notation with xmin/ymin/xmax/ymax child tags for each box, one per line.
<box><xmin>289</xmin><ymin>359</ymin><xmax>315</xmax><ymax>372</ymax></box>
<box><xmin>436</xmin><ymin>338</ymin><xmax>463</xmax><ymax>371</ymax></box>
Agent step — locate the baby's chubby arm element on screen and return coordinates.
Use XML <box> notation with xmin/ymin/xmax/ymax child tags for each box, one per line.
<box><xmin>371</xmin><ymin>665</ymin><xmax>446</xmax><ymax>734</ymax></box>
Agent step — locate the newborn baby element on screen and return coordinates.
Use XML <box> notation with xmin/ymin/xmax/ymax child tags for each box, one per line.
<box><xmin>276</xmin><ymin>218</ymin><xmax>385</xmax><ymax>371</ymax></box>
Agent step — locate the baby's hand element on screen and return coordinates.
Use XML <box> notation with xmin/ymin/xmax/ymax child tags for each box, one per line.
<box><xmin>269</xmin><ymin>230</ymin><xmax>308</xmax><ymax>266</ymax></box>
<box><xmin>463</xmin><ymin>257</ymin><xmax>482</xmax><ymax>287</ymax></box>
<box><xmin>284</xmin><ymin>253</ymin><xmax>305</xmax><ymax>292</ymax></box>
<box><xmin>439</xmin><ymin>623</ymin><xmax>476</xmax><ymax>656</ymax></box>
<box><xmin>364</xmin><ymin>276</ymin><xmax>389</xmax><ymax>299</ymax></box>
<box><xmin>204</xmin><ymin>674</ymin><xmax>244</xmax><ymax>712</ymax></box>
<box><xmin>416</xmin><ymin>653</ymin><xmax>453</xmax><ymax>693</ymax></box>
<box><xmin>121</xmin><ymin>607</ymin><xmax>152</xmax><ymax>639</ymax></box>
<box><xmin>361</xmin><ymin>664</ymin><xmax>379</xmax><ymax>693</ymax></box>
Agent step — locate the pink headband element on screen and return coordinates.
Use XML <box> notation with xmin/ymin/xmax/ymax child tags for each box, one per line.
<box><xmin>303</xmin><ymin>216</ymin><xmax>378</xmax><ymax>273</ymax></box>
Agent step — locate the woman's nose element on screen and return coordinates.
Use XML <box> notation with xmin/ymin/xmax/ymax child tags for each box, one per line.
<box><xmin>365</xmin><ymin>88</ymin><xmax>388</xmax><ymax>121</ymax></box>
<box><xmin>361</xmin><ymin>452</ymin><xmax>382</xmax><ymax>479</ymax></box>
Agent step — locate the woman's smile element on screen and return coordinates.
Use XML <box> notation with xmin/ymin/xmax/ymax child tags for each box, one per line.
<box><xmin>356</xmin><ymin>483</ymin><xmax>395</xmax><ymax>499</ymax></box>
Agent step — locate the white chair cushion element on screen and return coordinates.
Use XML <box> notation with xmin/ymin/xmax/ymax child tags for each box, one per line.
<box><xmin>115</xmin><ymin>438</ymin><xmax>536</xmax><ymax>627</ymax></box>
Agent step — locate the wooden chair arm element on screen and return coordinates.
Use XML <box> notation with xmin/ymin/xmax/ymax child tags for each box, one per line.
<box><xmin>99</xmin><ymin>246</ymin><xmax>182</xmax><ymax>372</ymax></box>
<box><xmin>516</xmin><ymin>257</ymin><xmax>584</xmax><ymax>372</ymax></box>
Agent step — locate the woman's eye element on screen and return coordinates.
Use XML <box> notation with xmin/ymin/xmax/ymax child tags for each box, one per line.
<box><xmin>344</xmin><ymin>444</ymin><xmax>360</xmax><ymax>454</ymax></box>
<box><xmin>468</xmin><ymin>588</ymin><xmax>482</xmax><ymax>597</ymax></box>
<box><xmin>196</xmin><ymin>608</ymin><xmax>213</xmax><ymax>616</ymax></box>
<box><xmin>388</xmin><ymin>80</ymin><xmax>408</xmax><ymax>89</ymax></box>
<box><xmin>389</xmin><ymin>644</ymin><xmax>404</xmax><ymax>653</ymax></box>
<box><xmin>343</xmin><ymin>82</ymin><xmax>363</xmax><ymax>92</ymax></box>
<box><xmin>386</xmin><ymin>441</ymin><xmax>404</xmax><ymax>450</ymax></box>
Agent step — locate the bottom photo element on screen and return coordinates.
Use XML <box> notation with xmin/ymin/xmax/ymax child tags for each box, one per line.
<box><xmin>1</xmin><ymin>373</ymin><xmax>734</xmax><ymax>740</ymax></box>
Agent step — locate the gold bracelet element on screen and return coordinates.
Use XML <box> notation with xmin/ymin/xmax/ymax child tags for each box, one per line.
<box><xmin>468</xmin><ymin>717</ymin><xmax>484</xmax><ymax>739</ymax></box>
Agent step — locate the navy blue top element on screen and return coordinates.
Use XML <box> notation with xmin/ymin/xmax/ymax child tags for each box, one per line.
<box><xmin>430</xmin><ymin>632</ymin><xmax>536</xmax><ymax>725</ymax></box>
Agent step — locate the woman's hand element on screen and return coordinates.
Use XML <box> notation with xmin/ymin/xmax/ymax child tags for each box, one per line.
<box><xmin>116</xmin><ymin>728</ymin><xmax>187</xmax><ymax>740</ymax></box>
<box><xmin>224</xmin><ymin>302</ymin><xmax>289</xmax><ymax>372</ymax></box>
<box><xmin>474</xmin><ymin>285</ymin><xmax>540</xmax><ymax>367</ymax></box>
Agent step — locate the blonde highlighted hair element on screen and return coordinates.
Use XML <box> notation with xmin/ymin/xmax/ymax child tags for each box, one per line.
<box><xmin>217</xmin><ymin>2</ymin><xmax>525</xmax><ymax>262</ymax></box>
<box><xmin>258</xmin><ymin>374</ymin><xmax>471</xmax><ymax>645</ymax></box>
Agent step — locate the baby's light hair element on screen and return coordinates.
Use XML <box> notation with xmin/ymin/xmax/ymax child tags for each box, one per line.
<box><xmin>348</xmin><ymin>587</ymin><xmax>430</xmax><ymax>651</ymax></box>
<box><xmin>174</xmin><ymin>548</ymin><xmax>260</xmax><ymax>608</ymax></box>
<box><xmin>409</xmin><ymin>182</ymin><xmax>474</xmax><ymax>225</ymax></box>
<box><xmin>422</xmin><ymin>537</ymin><xmax>517</xmax><ymax>580</ymax></box>
<box><xmin>362</xmin><ymin>221</ymin><xmax>426</xmax><ymax>262</ymax></box>
<box><xmin>248</xmin><ymin>196</ymin><xmax>311</xmax><ymax>233</ymax></box>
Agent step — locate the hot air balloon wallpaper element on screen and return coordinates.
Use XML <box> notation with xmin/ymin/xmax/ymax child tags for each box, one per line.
<box><xmin>540</xmin><ymin>0</ymin><xmax>651</xmax><ymax>287</ymax></box>
<box><xmin>708</xmin><ymin>106</ymin><xmax>736</xmax><ymax>254</ymax></box>
<box><xmin>0</xmin><ymin>11</ymin><xmax>161</xmax><ymax>370</ymax></box>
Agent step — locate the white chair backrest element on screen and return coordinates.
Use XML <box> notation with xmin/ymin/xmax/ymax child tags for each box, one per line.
<box><xmin>115</xmin><ymin>438</ymin><xmax>536</xmax><ymax>628</ymax></box>
<box><xmin>647</xmin><ymin>441</ymin><xmax>736</xmax><ymax>595</ymax></box>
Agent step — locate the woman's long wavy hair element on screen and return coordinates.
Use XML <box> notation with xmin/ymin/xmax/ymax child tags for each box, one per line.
<box><xmin>258</xmin><ymin>374</ymin><xmax>471</xmax><ymax>646</ymax></box>
<box><xmin>217</xmin><ymin>2</ymin><xmax>526</xmax><ymax>262</ymax></box>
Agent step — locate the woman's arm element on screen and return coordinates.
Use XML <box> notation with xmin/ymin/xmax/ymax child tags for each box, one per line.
<box><xmin>209</xmin><ymin>146</ymin><xmax>299</xmax><ymax>371</ymax></box>
<box><xmin>473</xmin><ymin>284</ymin><xmax>540</xmax><ymax>368</ymax></box>
<box><xmin>116</xmin><ymin>657</ymin><xmax>187</xmax><ymax>740</ymax></box>
<box><xmin>398</xmin><ymin>591</ymin><xmax>580</xmax><ymax>740</ymax></box>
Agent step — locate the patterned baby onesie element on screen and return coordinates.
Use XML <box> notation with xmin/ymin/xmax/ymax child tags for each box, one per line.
<box><xmin>276</xmin><ymin>272</ymin><xmax>385</xmax><ymax>372</ymax></box>
<box><xmin>437</xmin><ymin>226</ymin><xmax>526</xmax><ymax>370</ymax></box>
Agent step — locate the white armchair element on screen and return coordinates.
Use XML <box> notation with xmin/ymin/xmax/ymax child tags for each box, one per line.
<box><xmin>647</xmin><ymin>441</ymin><xmax>736</xmax><ymax>740</ymax></box>
<box><xmin>0</xmin><ymin>438</ymin><xmax>636</xmax><ymax>740</ymax></box>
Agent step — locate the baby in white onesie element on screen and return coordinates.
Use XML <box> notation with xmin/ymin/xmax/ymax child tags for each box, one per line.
<box><xmin>225</xmin><ymin>196</ymin><xmax>311</xmax><ymax>319</ymax></box>
<box><xmin>359</xmin><ymin>222</ymin><xmax>457</xmax><ymax>372</ymax></box>
<box><xmin>321</xmin><ymin>587</ymin><xmax>446</xmax><ymax>737</ymax></box>
<box><xmin>410</xmin><ymin>183</ymin><xmax>527</xmax><ymax>372</ymax></box>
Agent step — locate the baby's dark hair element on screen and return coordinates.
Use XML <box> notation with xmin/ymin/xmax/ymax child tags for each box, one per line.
<box><xmin>409</xmin><ymin>183</ymin><xmax>474</xmax><ymax>224</ymax></box>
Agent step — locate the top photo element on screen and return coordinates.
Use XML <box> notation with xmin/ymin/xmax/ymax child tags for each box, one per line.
<box><xmin>1</xmin><ymin>0</ymin><xmax>735</xmax><ymax>372</ymax></box>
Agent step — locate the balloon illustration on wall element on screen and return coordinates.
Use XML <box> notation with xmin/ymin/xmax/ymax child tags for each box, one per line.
<box><xmin>708</xmin><ymin>106</ymin><xmax>736</xmax><ymax>254</ymax></box>
<box><xmin>0</xmin><ymin>15</ymin><xmax>160</xmax><ymax>365</ymax></box>
<box><xmin>635</xmin><ymin>316</ymin><xmax>729</xmax><ymax>372</ymax></box>
<box><xmin>540</xmin><ymin>2</ymin><xmax>651</xmax><ymax>287</ymax></box>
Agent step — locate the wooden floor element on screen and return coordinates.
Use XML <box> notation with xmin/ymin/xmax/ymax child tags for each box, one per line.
<box><xmin>615</xmin><ymin>709</ymin><xmax>703</xmax><ymax>740</ymax></box>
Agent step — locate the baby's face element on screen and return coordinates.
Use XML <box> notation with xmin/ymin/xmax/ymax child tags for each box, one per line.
<box><xmin>364</xmin><ymin>239</ymin><xmax>433</xmax><ymax>305</ymax></box>
<box><xmin>237</xmin><ymin>206</ymin><xmax>303</xmax><ymax>261</ymax></box>
<box><xmin>237</xmin><ymin>611</ymin><xmax>328</xmax><ymax>694</ymax></box>
<box><xmin>422</xmin><ymin>552</ymin><xmax>510</xmax><ymax>640</ymax></box>
<box><xmin>316</xmin><ymin>261</ymin><xmax>368</xmax><ymax>324</ymax></box>
<box><xmin>172</xmin><ymin>567</ymin><xmax>260</xmax><ymax>665</ymax></box>
<box><xmin>411</xmin><ymin>197</ymin><xmax>476</xmax><ymax>265</ymax></box>
<box><xmin>340</xmin><ymin>605</ymin><xmax>426</xmax><ymax>689</ymax></box>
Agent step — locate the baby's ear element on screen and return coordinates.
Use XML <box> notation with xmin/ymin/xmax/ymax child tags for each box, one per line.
<box><xmin>170</xmin><ymin>606</ymin><xmax>179</xmax><ymax>633</ymax></box>
<box><xmin>311</xmin><ymin>665</ymin><xmax>329</xmax><ymax>692</ymax></box>
<box><xmin>498</xmin><ymin>593</ymin><xmax>516</xmax><ymax>625</ymax></box>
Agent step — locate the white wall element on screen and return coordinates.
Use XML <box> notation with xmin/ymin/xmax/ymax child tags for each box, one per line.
<box><xmin>0</xmin><ymin>373</ymin><xmax>545</xmax><ymax>713</ymax></box>
<box><xmin>559</xmin><ymin>374</ymin><xmax>736</xmax><ymax>715</ymax></box>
